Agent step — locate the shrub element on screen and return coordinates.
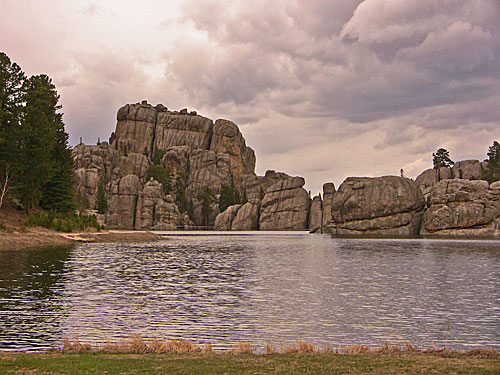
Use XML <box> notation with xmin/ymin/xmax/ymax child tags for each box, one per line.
<box><xmin>28</xmin><ymin>211</ymin><xmax>101</xmax><ymax>232</ymax></box>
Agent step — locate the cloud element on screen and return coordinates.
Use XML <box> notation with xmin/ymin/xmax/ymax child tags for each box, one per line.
<box><xmin>1</xmin><ymin>0</ymin><xmax>500</xmax><ymax>194</ymax></box>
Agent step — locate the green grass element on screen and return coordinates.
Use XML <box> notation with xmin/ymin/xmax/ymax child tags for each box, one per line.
<box><xmin>1</xmin><ymin>352</ymin><xmax>499</xmax><ymax>375</ymax></box>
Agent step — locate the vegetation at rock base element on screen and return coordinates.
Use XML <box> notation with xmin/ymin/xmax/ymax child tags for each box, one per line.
<box><xmin>218</xmin><ymin>181</ymin><xmax>242</xmax><ymax>212</ymax></box>
<box><xmin>484</xmin><ymin>140</ymin><xmax>500</xmax><ymax>183</ymax></box>
<box><xmin>95</xmin><ymin>178</ymin><xmax>108</xmax><ymax>214</ymax></box>
<box><xmin>197</xmin><ymin>186</ymin><xmax>215</xmax><ymax>226</ymax></box>
<box><xmin>0</xmin><ymin>52</ymin><xmax>74</xmax><ymax>213</ymax></box>
<box><xmin>432</xmin><ymin>148</ymin><xmax>454</xmax><ymax>169</ymax></box>
<box><xmin>28</xmin><ymin>211</ymin><xmax>101</xmax><ymax>232</ymax></box>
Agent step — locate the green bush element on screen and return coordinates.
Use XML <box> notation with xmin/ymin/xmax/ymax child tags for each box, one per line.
<box><xmin>146</xmin><ymin>165</ymin><xmax>173</xmax><ymax>194</ymax></box>
<box><xmin>28</xmin><ymin>211</ymin><xmax>101</xmax><ymax>232</ymax></box>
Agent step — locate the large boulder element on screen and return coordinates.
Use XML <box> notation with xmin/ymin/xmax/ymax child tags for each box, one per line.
<box><xmin>421</xmin><ymin>179</ymin><xmax>500</xmax><ymax>236</ymax></box>
<box><xmin>326</xmin><ymin>176</ymin><xmax>425</xmax><ymax>236</ymax></box>
<box><xmin>451</xmin><ymin>160</ymin><xmax>482</xmax><ymax>180</ymax></box>
<box><xmin>214</xmin><ymin>204</ymin><xmax>242</xmax><ymax>230</ymax></box>
<box><xmin>231</xmin><ymin>202</ymin><xmax>260</xmax><ymax>230</ymax></box>
<box><xmin>415</xmin><ymin>169</ymin><xmax>438</xmax><ymax>197</ymax></box>
<box><xmin>259</xmin><ymin>176</ymin><xmax>310</xmax><ymax>230</ymax></box>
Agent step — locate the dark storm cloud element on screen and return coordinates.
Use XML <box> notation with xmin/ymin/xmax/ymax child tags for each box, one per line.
<box><xmin>2</xmin><ymin>0</ymin><xmax>500</xmax><ymax>192</ymax></box>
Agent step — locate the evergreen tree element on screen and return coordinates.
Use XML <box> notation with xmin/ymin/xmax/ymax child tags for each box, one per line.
<box><xmin>187</xmin><ymin>198</ymin><xmax>194</xmax><ymax>221</ymax></box>
<box><xmin>146</xmin><ymin>164</ymin><xmax>172</xmax><ymax>193</ymax></box>
<box><xmin>432</xmin><ymin>148</ymin><xmax>454</xmax><ymax>169</ymax></box>
<box><xmin>95</xmin><ymin>178</ymin><xmax>108</xmax><ymax>214</ymax></box>
<box><xmin>484</xmin><ymin>141</ymin><xmax>500</xmax><ymax>183</ymax></box>
<box><xmin>218</xmin><ymin>183</ymin><xmax>241</xmax><ymax>213</ymax></box>
<box><xmin>40</xmin><ymin>111</ymin><xmax>75</xmax><ymax>212</ymax></box>
<box><xmin>17</xmin><ymin>75</ymin><xmax>59</xmax><ymax>211</ymax></box>
<box><xmin>197</xmin><ymin>186</ymin><xmax>215</xmax><ymax>227</ymax></box>
<box><xmin>0</xmin><ymin>52</ymin><xmax>25</xmax><ymax>207</ymax></box>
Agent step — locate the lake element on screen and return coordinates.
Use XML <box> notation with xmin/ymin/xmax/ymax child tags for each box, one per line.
<box><xmin>0</xmin><ymin>232</ymin><xmax>499</xmax><ymax>351</ymax></box>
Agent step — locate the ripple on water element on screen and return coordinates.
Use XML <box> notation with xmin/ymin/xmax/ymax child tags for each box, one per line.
<box><xmin>0</xmin><ymin>234</ymin><xmax>499</xmax><ymax>350</ymax></box>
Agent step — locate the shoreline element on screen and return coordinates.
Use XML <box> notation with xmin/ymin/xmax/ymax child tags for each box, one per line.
<box><xmin>0</xmin><ymin>228</ymin><xmax>162</xmax><ymax>250</ymax></box>
<box><xmin>1</xmin><ymin>349</ymin><xmax>499</xmax><ymax>375</ymax></box>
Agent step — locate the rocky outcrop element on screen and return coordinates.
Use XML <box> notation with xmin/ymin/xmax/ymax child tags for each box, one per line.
<box><xmin>106</xmin><ymin>175</ymin><xmax>141</xmax><ymax>228</ymax></box>
<box><xmin>259</xmin><ymin>176</ymin><xmax>310</xmax><ymax>230</ymax></box>
<box><xmin>214</xmin><ymin>202</ymin><xmax>260</xmax><ymax>230</ymax></box>
<box><xmin>231</xmin><ymin>202</ymin><xmax>260</xmax><ymax>230</ymax></box>
<box><xmin>210</xmin><ymin>119</ymin><xmax>256</xmax><ymax>186</ymax></box>
<box><xmin>308</xmin><ymin>195</ymin><xmax>322</xmax><ymax>231</ymax></box>
<box><xmin>451</xmin><ymin>160</ymin><xmax>483</xmax><ymax>180</ymax></box>
<box><xmin>415</xmin><ymin>167</ymin><xmax>453</xmax><ymax>198</ymax></box>
<box><xmin>135</xmin><ymin>179</ymin><xmax>184</xmax><ymax>230</ymax></box>
<box><xmin>420</xmin><ymin>179</ymin><xmax>500</xmax><ymax>236</ymax></box>
<box><xmin>321</xmin><ymin>183</ymin><xmax>336</xmax><ymax>229</ymax></box>
<box><xmin>325</xmin><ymin>176</ymin><xmax>425</xmax><ymax>236</ymax></box>
<box><xmin>74</xmin><ymin>101</ymin><xmax>311</xmax><ymax>230</ymax></box>
<box><xmin>214</xmin><ymin>204</ymin><xmax>242</xmax><ymax>230</ymax></box>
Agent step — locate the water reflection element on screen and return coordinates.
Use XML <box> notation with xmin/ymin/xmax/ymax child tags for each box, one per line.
<box><xmin>0</xmin><ymin>246</ymin><xmax>72</xmax><ymax>350</ymax></box>
<box><xmin>0</xmin><ymin>235</ymin><xmax>499</xmax><ymax>350</ymax></box>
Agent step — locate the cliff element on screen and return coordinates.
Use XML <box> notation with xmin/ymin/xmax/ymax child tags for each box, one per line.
<box><xmin>74</xmin><ymin>101</ymin><xmax>311</xmax><ymax>230</ymax></box>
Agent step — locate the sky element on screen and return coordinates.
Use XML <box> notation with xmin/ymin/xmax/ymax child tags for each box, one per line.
<box><xmin>1</xmin><ymin>0</ymin><xmax>500</xmax><ymax>195</ymax></box>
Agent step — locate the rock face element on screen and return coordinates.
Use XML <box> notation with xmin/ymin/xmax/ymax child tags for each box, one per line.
<box><xmin>214</xmin><ymin>172</ymin><xmax>310</xmax><ymax>231</ymax></box>
<box><xmin>259</xmin><ymin>176</ymin><xmax>310</xmax><ymax>230</ymax></box>
<box><xmin>421</xmin><ymin>179</ymin><xmax>500</xmax><ymax>236</ymax></box>
<box><xmin>74</xmin><ymin>101</ymin><xmax>309</xmax><ymax>230</ymax></box>
<box><xmin>308</xmin><ymin>195</ymin><xmax>322</xmax><ymax>231</ymax></box>
<box><xmin>321</xmin><ymin>183</ymin><xmax>336</xmax><ymax>229</ymax></box>
<box><xmin>325</xmin><ymin>176</ymin><xmax>425</xmax><ymax>236</ymax></box>
<box><xmin>451</xmin><ymin>160</ymin><xmax>483</xmax><ymax>180</ymax></box>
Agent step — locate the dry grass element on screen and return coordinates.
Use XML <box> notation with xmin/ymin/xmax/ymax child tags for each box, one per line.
<box><xmin>59</xmin><ymin>336</ymin><xmax>500</xmax><ymax>359</ymax></box>
<box><xmin>62</xmin><ymin>336</ymin><xmax>202</xmax><ymax>354</ymax></box>
<box><xmin>231</xmin><ymin>342</ymin><xmax>253</xmax><ymax>354</ymax></box>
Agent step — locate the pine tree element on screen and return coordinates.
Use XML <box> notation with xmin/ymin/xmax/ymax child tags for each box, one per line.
<box><xmin>484</xmin><ymin>141</ymin><xmax>500</xmax><ymax>183</ymax></box>
<box><xmin>197</xmin><ymin>186</ymin><xmax>215</xmax><ymax>227</ymax></box>
<box><xmin>218</xmin><ymin>182</ymin><xmax>241</xmax><ymax>213</ymax></box>
<box><xmin>432</xmin><ymin>148</ymin><xmax>454</xmax><ymax>169</ymax></box>
<box><xmin>17</xmin><ymin>75</ymin><xmax>59</xmax><ymax>211</ymax></box>
<box><xmin>0</xmin><ymin>52</ymin><xmax>25</xmax><ymax>207</ymax></box>
<box><xmin>95</xmin><ymin>179</ymin><xmax>108</xmax><ymax>214</ymax></box>
<box><xmin>40</xmin><ymin>114</ymin><xmax>75</xmax><ymax>212</ymax></box>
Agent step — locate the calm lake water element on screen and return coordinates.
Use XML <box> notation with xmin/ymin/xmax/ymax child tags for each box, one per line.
<box><xmin>1</xmin><ymin>232</ymin><xmax>499</xmax><ymax>351</ymax></box>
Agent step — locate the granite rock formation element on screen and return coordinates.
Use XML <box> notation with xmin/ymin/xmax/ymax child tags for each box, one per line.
<box><xmin>74</xmin><ymin>101</ymin><xmax>310</xmax><ymax>230</ymax></box>
<box><xmin>324</xmin><ymin>176</ymin><xmax>425</xmax><ymax>236</ymax></box>
<box><xmin>420</xmin><ymin>179</ymin><xmax>500</xmax><ymax>236</ymax></box>
<box><xmin>214</xmin><ymin>172</ymin><xmax>310</xmax><ymax>230</ymax></box>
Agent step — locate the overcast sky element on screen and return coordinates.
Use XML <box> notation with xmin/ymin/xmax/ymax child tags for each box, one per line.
<box><xmin>1</xmin><ymin>0</ymin><xmax>500</xmax><ymax>194</ymax></box>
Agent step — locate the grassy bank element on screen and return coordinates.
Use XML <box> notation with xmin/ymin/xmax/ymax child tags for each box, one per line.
<box><xmin>1</xmin><ymin>337</ymin><xmax>497</xmax><ymax>375</ymax></box>
<box><xmin>1</xmin><ymin>351</ymin><xmax>499</xmax><ymax>375</ymax></box>
<box><xmin>0</xmin><ymin>206</ymin><xmax>162</xmax><ymax>249</ymax></box>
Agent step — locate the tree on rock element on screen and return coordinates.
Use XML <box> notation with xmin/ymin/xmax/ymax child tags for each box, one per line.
<box><xmin>484</xmin><ymin>141</ymin><xmax>500</xmax><ymax>183</ymax></box>
<box><xmin>433</xmin><ymin>148</ymin><xmax>454</xmax><ymax>169</ymax></box>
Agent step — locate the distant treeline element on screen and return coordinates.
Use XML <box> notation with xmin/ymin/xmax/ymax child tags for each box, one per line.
<box><xmin>0</xmin><ymin>52</ymin><xmax>74</xmax><ymax>212</ymax></box>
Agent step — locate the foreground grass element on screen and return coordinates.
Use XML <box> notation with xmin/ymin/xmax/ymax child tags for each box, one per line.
<box><xmin>1</xmin><ymin>352</ymin><xmax>499</xmax><ymax>375</ymax></box>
